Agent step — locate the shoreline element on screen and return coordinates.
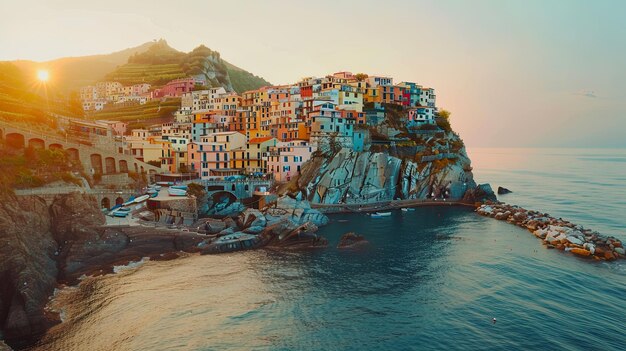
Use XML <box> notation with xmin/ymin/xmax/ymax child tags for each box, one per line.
<box><xmin>310</xmin><ymin>198</ymin><xmax>476</xmax><ymax>214</ymax></box>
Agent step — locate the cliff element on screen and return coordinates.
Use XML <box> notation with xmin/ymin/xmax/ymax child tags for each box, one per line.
<box><xmin>0</xmin><ymin>192</ymin><xmax>330</xmax><ymax>348</ymax></box>
<box><xmin>286</xmin><ymin>131</ymin><xmax>495</xmax><ymax>205</ymax></box>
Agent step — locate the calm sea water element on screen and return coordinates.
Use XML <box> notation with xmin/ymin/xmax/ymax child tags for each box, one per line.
<box><xmin>31</xmin><ymin>148</ymin><xmax>626</xmax><ymax>351</ymax></box>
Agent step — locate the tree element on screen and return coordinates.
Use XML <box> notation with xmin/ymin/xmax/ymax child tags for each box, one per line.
<box><xmin>437</xmin><ymin>109</ymin><xmax>451</xmax><ymax>120</ymax></box>
<box><xmin>436</xmin><ymin>109</ymin><xmax>452</xmax><ymax>132</ymax></box>
<box><xmin>68</xmin><ymin>91</ymin><xmax>84</xmax><ymax>117</ymax></box>
<box><xmin>355</xmin><ymin>73</ymin><xmax>369</xmax><ymax>82</ymax></box>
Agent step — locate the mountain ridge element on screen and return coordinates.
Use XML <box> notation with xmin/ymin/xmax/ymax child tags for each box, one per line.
<box><xmin>7</xmin><ymin>40</ymin><xmax>271</xmax><ymax>94</ymax></box>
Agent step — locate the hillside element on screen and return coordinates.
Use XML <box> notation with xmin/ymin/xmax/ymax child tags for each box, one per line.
<box><xmin>105</xmin><ymin>40</ymin><xmax>270</xmax><ymax>93</ymax></box>
<box><xmin>0</xmin><ymin>62</ymin><xmax>80</xmax><ymax>128</ymax></box>
<box><xmin>12</xmin><ymin>41</ymin><xmax>155</xmax><ymax>93</ymax></box>
<box><xmin>88</xmin><ymin>98</ymin><xmax>181</xmax><ymax>129</ymax></box>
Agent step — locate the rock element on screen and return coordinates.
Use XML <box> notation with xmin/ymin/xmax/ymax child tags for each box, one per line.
<box><xmin>570</xmin><ymin>248</ymin><xmax>591</xmax><ymax>257</ymax></box>
<box><xmin>243</xmin><ymin>226</ymin><xmax>265</xmax><ymax>234</ymax></box>
<box><xmin>614</xmin><ymin>247</ymin><xmax>625</xmax><ymax>255</ymax></box>
<box><xmin>494</xmin><ymin>212</ymin><xmax>508</xmax><ymax>220</ymax></box>
<box><xmin>583</xmin><ymin>243</ymin><xmax>596</xmax><ymax>255</ymax></box>
<box><xmin>217</xmin><ymin>227</ymin><xmax>236</xmax><ymax>236</ymax></box>
<box><xmin>205</xmin><ymin>220</ymin><xmax>226</xmax><ymax>234</ymax></box>
<box><xmin>565</xmin><ymin>235</ymin><xmax>584</xmax><ymax>246</ymax></box>
<box><xmin>604</xmin><ymin>251</ymin><xmax>616</xmax><ymax>261</ymax></box>
<box><xmin>0</xmin><ymin>340</ymin><xmax>13</xmax><ymax>351</ymax></box>
<box><xmin>337</xmin><ymin>232</ymin><xmax>370</xmax><ymax>250</ymax></box>
<box><xmin>497</xmin><ymin>186</ymin><xmax>512</xmax><ymax>195</ymax></box>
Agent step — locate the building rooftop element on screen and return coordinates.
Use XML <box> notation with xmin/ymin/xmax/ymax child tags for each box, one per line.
<box><xmin>248</xmin><ymin>137</ymin><xmax>275</xmax><ymax>144</ymax></box>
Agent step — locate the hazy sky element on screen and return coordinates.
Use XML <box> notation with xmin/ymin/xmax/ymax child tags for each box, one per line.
<box><xmin>1</xmin><ymin>0</ymin><xmax>625</xmax><ymax>148</ymax></box>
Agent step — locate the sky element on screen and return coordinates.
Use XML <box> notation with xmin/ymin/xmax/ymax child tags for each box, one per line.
<box><xmin>1</xmin><ymin>0</ymin><xmax>625</xmax><ymax>148</ymax></box>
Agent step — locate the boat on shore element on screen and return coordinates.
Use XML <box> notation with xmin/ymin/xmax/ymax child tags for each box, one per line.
<box><xmin>113</xmin><ymin>211</ymin><xmax>129</xmax><ymax>218</ymax></box>
<box><xmin>170</xmin><ymin>185</ymin><xmax>188</xmax><ymax>190</ymax></box>
<box><xmin>371</xmin><ymin>212</ymin><xmax>391</xmax><ymax>218</ymax></box>
<box><xmin>168</xmin><ymin>188</ymin><xmax>187</xmax><ymax>196</ymax></box>
<box><xmin>134</xmin><ymin>194</ymin><xmax>150</xmax><ymax>203</ymax></box>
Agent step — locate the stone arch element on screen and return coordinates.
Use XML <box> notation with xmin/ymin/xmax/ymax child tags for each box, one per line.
<box><xmin>66</xmin><ymin>148</ymin><xmax>79</xmax><ymax>161</ymax></box>
<box><xmin>104</xmin><ymin>157</ymin><xmax>116</xmax><ymax>174</ymax></box>
<box><xmin>115</xmin><ymin>197</ymin><xmax>124</xmax><ymax>206</ymax></box>
<box><xmin>49</xmin><ymin>143</ymin><xmax>63</xmax><ymax>150</ymax></box>
<box><xmin>244</xmin><ymin>184</ymin><xmax>249</xmax><ymax>191</ymax></box>
<box><xmin>101</xmin><ymin>197</ymin><xmax>111</xmax><ymax>209</ymax></box>
<box><xmin>28</xmin><ymin>138</ymin><xmax>45</xmax><ymax>149</ymax></box>
<box><xmin>5</xmin><ymin>133</ymin><xmax>25</xmax><ymax>149</ymax></box>
<box><xmin>119</xmin><ymin>160</ymin><xmax>129</xmax><ymax>173</ymax></box>
<box><xmin>0</xmin><ymin>128</ymin><xmax>4</xmax><ymax>141</ymax></box>
<box><xmin>134</xmin><ymin>163</ymin><xmax>139</xmax><ymax>173</ymax></box>
<box><xmin>90</xmin><ymin>154</ymin><xmax>103</xmax><ymax>174</ymax></box>
<box><xmin>140</xmin><ymin>166</ymin><xmax>144</xmax><ymax>174</ymax></box>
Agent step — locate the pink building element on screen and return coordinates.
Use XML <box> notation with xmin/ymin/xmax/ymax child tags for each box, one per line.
<box><xmin>153</xmin><ymin>78</ymin><xmax>199</xmax><ymax>98</ymax></box>
<box><xmin>187</xmin><ymin>141</ymin><xmax>203</xmax><ymax>176</ymax></box>
<box><xmin>266</xmin><ymin>140</ymin><xmax>313</xmax><ymax>182</ymax></box>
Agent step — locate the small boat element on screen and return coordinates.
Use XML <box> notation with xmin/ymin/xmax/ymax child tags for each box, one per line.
<box><xmin>371</xmin><ymin>212</ymin><xmax>391</xmax><ymax>218</ymax></box>
<box><xmin>156</xmin><ymin>181</ymin><xmax>174</xmax><ymax>186</ymax></box>
<box><xmin>401</xmin><ymin>208</ymin><xmax>415</xmax><ymax>212</ymax></box>
<box><xmin>170</xmin><ymin>185</ymin><xmax>188</xmax><ymax>190</ymax></box>
<box><xmin>146</xmin><ymin>189</ymin><xmax>158</xmax><ymax>195</ymax></box>
<box><xmin>122</xmin><ymin>200</ymin><xmax>134</xmax><ymax>206</ymax></box>
<box><xmin>168</xmin><ymin>188</ymin><xmax>187</xmax><ymax>196</ymax></box>
<box><xmin>204</xmin><ymin>233</ymin><xmax>261</xmax><ymax>254</ymax></box>
<box><xmin>150</xmin><ymin>192</ymin><xmax>158</xmax><ymax>198</ymax></box>
<box><xmin>113</xmin><ymin>211</ymin><xmax>129</xmax><ymax>218</ymax></box>
<box><xmin>133</xmin><ymin>194</ymin><xmax>150</xmax><ymax>203</ymax></box>
<box><xmin>117</xmin><ymin>207</ymin><xmax>131</xmax><ymax>212</ymax></box>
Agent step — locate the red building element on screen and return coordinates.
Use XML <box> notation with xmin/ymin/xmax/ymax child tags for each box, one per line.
<box><xmin>153</xmin><ymin>78</ymin><xmax>198</xmax><ymax>98</ymax></box>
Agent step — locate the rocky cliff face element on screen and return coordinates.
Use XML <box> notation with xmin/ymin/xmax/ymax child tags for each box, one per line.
<box><xmin>0</xmin><ymin>193</ymin><xmax>57</xmax><ymax>344</ymax></box>
<box><xmin>289</xmin><ymin>132</ymin><xmax>494</xmax><ymax>204</ymax></box>
<box><xmin>0</xmin><ymin>192</ymin><xmax>106</xmax><ymax>345</ymax></box>
<box><xmin>0</xmin><ymin>192</ymin><xmax>209</xmax><ymax>347</ymax></box>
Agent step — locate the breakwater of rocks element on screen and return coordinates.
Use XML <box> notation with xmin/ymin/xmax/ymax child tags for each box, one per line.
<box><xmin>476</xmin><ymin>203</ymin><xmax>624</xmax><ymax>261</ymax></box>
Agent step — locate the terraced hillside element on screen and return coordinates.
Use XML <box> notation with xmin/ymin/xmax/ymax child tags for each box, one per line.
<box><xmin>104</xmin><ymin>63</ymin><xmax>186</xmax><ymax>86</ymax></box>
<box><xmin>104</xmin><ymin>40</ymin><xmax>270</xmax><ymax>93</ymax></box>
<box><xmin>88</xmin><ymin>98</ymin><xmax>181</xmax><ymax>129</ymax></box>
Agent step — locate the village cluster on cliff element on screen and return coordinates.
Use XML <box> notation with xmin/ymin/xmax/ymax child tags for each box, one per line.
<box><xmin>74</xmin><ymin>71</ymin><xmax>446</xmax><ymax>184</ymax></box>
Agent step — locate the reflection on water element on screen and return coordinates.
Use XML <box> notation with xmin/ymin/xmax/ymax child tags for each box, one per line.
<box><xmin>30</xmin><ymin>148</ymin><xmax>626</xmax><ymax>351</ymax></box>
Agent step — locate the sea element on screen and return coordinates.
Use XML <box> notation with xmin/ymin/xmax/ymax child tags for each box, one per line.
<box><xmin>29</xmin><ymin>148</ymin><xmax>626</xmax><ymax>351</ymax></box>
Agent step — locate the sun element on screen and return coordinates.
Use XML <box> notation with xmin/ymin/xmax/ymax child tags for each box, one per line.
<box><xmin>37</xmin><ymin>70</ymin><xmax>50</xmax><ymax>82</ymax></box>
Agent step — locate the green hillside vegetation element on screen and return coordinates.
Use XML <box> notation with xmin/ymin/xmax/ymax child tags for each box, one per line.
<box><xmin>104</xmin><ymin>63</ymin><xmax>186</xmax><ymax>86</ymax></box>
<box><xmin>106</xmin><ymin>40</ymin><xmax>270</xmax><ymax>93</ymax></box>
<box><xmin>225</xmin><ymin>62</ymin><xmax>271</xmax><ymax>93</ymax></box>
<box><xmin>0</xmin><ymin>143</ymin><xmax>83</xmax><ymax>191</ymax></box>
<box><xmin>88</xmin><ymin>98</ymin><xmax>181</xmax><ymax>129</ymax></box>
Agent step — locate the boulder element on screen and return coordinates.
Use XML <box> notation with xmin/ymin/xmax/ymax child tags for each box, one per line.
<box><xmin>614</xmin><ymin>247</ymin><xmax>625</xmax><ymax>256</ymax></box>
<box><xmin>243</xmin><ymin>226</ymin><xmax>265</xmax><ymax>234</ymax></box>
<box><xmin>565</xmin><ymin>236</ymin><xmax>584</xmax><ymax>246</ymax></box>
<box><xmin>497</xmin><ymin>186</ymin><xmax>513</xmax><ymax>195</ymax></box>
<box><xmin>337</xmin><ymin>232</ymin><xmax>370</xmax><ymax>250</ymax></box>
<box><xmin>604</xmin><ymin>251</ymin><xmax>616</xmax><ymax>261</ymax></box>
<box><xmin>570</xmin><ymin>248</ymin><xmax>591</xmax><ymax>257</ymax></box>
